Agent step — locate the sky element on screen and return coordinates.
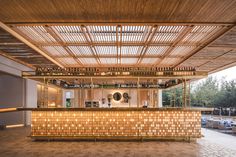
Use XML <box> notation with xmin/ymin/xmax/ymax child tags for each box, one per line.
<box><xmin>191</xmin><ymin>66</ymin><xmax>236</xmax><ymax>89</ymax></box>
<box><xmin>209</xmin><ymin>66</ymin><xmax>236</xmax><ymax>81</ymax></box>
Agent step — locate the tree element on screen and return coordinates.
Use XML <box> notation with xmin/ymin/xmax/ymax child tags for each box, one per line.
<box><xmin>214</xmin><ymin>80</ymin><xmax>236</xmax><ymax>108</ymax></box>
<box><xmin>191</xmin><ymin>77</ymin><xmax>219</xmax><ymax>107</ymax></box>
<box><xmin>162</xmin><ymin>86</ymin><xmax>183</xmax><ymax>107</ymax></box>
<box><xmin>163</xmin><ymin>77</ymin><xmax>236</xmax><ymax>108</ymax></box>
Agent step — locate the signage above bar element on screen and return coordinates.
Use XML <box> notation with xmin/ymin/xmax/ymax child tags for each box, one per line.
<box><xmin>32</xmin><ymin>67</ymin><xmax>202</xmax><ymax>77</ymax></box>
<box><xmin>50</xmin><ymin>79</ymin><xmax>181</xmax><ymax>89</ymax></box>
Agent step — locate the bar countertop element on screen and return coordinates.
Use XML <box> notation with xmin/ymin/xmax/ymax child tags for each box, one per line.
<box><xmin>16</xmin><ymin>107</ymin><xmax>212</xmax><ymax>111</ymax></box>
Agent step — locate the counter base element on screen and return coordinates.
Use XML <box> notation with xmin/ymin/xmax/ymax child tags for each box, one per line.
<box><xmin>31</xmin><ymin>135</ymin><xmax>200</xmax><ymax>142</ymax></box>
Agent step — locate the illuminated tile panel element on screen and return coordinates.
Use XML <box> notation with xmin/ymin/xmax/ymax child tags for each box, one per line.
<box><xmin>31</xmin><ymin>110</ymin><xmax>201</xmax><ymax>138</ymax></box>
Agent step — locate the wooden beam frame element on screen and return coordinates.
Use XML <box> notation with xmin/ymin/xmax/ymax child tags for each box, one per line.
<box><xmin>44</xmin><ymin>26</ymin><xmax>83</xmax><ymax>66</ymax></box>
<box><xmin>0</xmin><ymin>21</ymin><xmax>64</xmax><ymax>68</ymax></box>
<box><xmin>116</xmin><ymin>25</ymin><xmax>120</xmax><ymax>64</ymax></box>
<box><xmin>9</xmin><ymin>22</ymin><xmax>234</xmax><ymax>26</ymax></box>
<box><xmin>137</xmin><ymin>25</ymin><xmax>158</xmax><ymax>64</ymax></box>
<box><xmin>118</xmin><ymin>25</ymin><xmax>122</xmax><ymax>65</ymax></box>
<box><xmin>209</xmin><ymin>61</ymin><xmax>236</xmax><ymax>74</ymax></box>
<box><xmin>52</xmin><ymin>55</ymin><xmax>194</xmax><ymax>59</ymax></box>
<box><xmin>0</xmin><ymin>50</ymin><xmax>36</xmax><ymax>69</ymax></box>
<box><xmin>154</xmin><ymin>26</ymin><xmax>194</xmax><ymax>66</ymax></box>
<box><xmin>30</xmin><ymin>42</ymin><xmax>201</xmax><ymax>47</ymax></box>
<box><xmin>173</xmin><ymin>25</ymin><xmax>234</xmax><ymax>67</ymax></box>
<box><xmin>22</xmin><ymin>67</ymin><xmax>208</xmax><ymax>80</ymax></box>
<box><xmin>6</xmin><ymin>22</ymin><xmax>235</xmax><ymax>70</ymax></box>
<box><xmin>23</xmin><ymin>75</ymin><xmax>207</xmax><ymax>80</ymax></box>
<box><xmin>81</xmin><ymin>25</ymin><xmax>101</xmax><ymax>65</ymax></box>
<box><xmin>197</xmin><ymin>49</ymin><xmax>234</xmax><ymax>68</ymax></box>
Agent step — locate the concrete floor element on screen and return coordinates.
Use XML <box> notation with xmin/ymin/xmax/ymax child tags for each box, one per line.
<box><xmin>0</xmin><ymin>127</ymin><xmax>236</xmax><ymax>157</ymax></box>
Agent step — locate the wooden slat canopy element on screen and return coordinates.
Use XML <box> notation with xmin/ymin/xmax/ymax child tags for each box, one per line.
<box><xmin>9</xmin><ymin>23</ymin><xmax>230</xmax><ymax>68</ymax></box>
<box><xmin>0</xmin><ymin>0</ymin><xmax>236</xmax><ymax>23</ymax></box>
<box><xmin>0</xmin><ymin>0</ymin><xmax>235</xmax><ymax>74</ymax></box>
<box><xmin>179</xmin><ymin>27</ymin><xmax>236</xmax><ymax>72</ymax></box>
<box><xmin>0</xmin><ymin>28</ymin><xmax>55</xmax><ymax>68</ymax></box>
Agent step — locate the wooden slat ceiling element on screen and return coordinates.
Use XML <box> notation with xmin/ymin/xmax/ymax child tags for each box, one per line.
<box><xmin>0</xmin><ymin>0</ymin><xmax>236</xmax><ymax>73</ymax></box>
<box><xmin>10</xmin><ymin>24</ymin><xmax>230</xmax><ymax>68</ymax></box>
<box><xmin>0</xmin><ymin>0</ymin><xmax>236</xmax><ymax>23</ymax></box>
<box><xmin>179</xmin><ymin>27</ymin><xmax>236</xmax><ymax>72</ymax></box>
<box><xmin>0</xmin><ymin>28</ymin><xmax>55</xmax><ymax>67</ymax></box>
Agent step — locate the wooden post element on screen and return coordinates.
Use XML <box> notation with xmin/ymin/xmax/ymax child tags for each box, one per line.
<box><xmin>188</xmin><ymin>80</ymin><xmax>191</xmax><ymax>107</ymax></box>
<box><xmin>91</xmin><ymin>77</ymin><xmax>94</xmax><ymax>100</ymax></box>
<box><xmin>182</xmin><ymin>78</ymin><xmax>187</xmax><ymax>108</ymax></box>
<box><xmin>129</xmin><ymin>88</ymin><xmax>131</xmax><ymax>108</ymax></box>
<box><xmin>174</xmin><ymin>89</ymin><xmax>176</xmax><ymax>107</ymax></box>
<box><xmin>137</xmin><ymin>77</ymin><xmax>140</xmax><ymax>108</ymax></box>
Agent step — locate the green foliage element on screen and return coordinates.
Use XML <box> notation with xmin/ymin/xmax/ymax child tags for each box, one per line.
<box><xmin>163</xmin><ymin>76</ymin><xmax>236</xmax><ymax>108</ymax></box>
<box><xmin>214</xmin><ymin>80</ymin><xmax>236</xmax><ymax>108</ymax></box>
<box><xmin>163</xmin><ymin>87</ymin><xmax>183</xmax><ymax>107</ymax></box>
<box><xmin>191</xmin><ymin>77</ymin><xmax>219</xmax><ymax>107</ymax></box>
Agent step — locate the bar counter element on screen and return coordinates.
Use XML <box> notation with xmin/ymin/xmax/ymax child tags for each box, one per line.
<box><xmin>26</xmin><ymin>108</ymin><xmax>201</xmax><ymax>141</ymax></box>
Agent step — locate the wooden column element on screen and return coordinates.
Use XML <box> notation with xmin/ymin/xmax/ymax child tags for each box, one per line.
<box><xmin>182</xmin><ymin>79</ymin><xmax>187</xmax><ymax>108</ymax></box>
<box><xmin>157</xmin><ymin>89</ymin><xmax>163</xmax><ymax>108</ymax></box>
<box><xmin>129</xmin><ymin>88</ymin><xmax>131</xmax><ymax>108</ymax></box>
<box><xmin>137</xmin><ymin>77</ymin><xmax>140</xmax><ymax>108</ymax></box>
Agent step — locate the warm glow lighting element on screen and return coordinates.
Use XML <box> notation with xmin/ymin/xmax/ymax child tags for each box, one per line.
<box><xmin>6</xmin><ymin>124</ymin><xmax>24</xmax><ymax>128</ymax></box>
<box><xmin>0</xmin><ymin>108</ymin><xmax>17</xmax><ymax>113</ymax></box>
<box><xmin>31</xmin><ymin>110</ymin><xmax>201</xmax><ymax>139</ymax></box>
<box><xmin>48</xmin><ymin>102</ymin><xmax>56</xmax><ymax>107</ymax></box>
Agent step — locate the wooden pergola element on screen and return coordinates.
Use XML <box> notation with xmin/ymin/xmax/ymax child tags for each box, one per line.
<box><xmin>0</xmin><ymin>0</ymin><xmax>235</xmax><ymax>75</ymax></box>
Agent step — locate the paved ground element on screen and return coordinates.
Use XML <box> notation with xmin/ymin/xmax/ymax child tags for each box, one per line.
<box><xmin>0</xmin><ymin>127</ymin><xmax>236</xmax><ymax>157</ymax></box>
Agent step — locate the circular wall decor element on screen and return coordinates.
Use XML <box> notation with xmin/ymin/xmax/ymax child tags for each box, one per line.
<box><xmin>123</xmin><ymin>92</ymin><xmax>129</xmax><ymax>99</ymax></box>
<box><xmin>113</xmin><ymin>92</ymin><xmax>122</xmax><ymax>101</ymax></box>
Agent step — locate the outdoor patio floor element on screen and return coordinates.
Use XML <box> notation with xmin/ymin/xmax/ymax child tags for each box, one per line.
<box><xmin>0</xmin><ymin>127</ymin><xmax>236</xmax><ymax>157</ymax></box>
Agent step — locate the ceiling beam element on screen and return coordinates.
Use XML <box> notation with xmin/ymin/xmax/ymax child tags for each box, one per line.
<box><xmin>54</xmin><ymin>55</ymin><xmax>186</xmax><ymax>58</ymax></box>
<box><xmin>116</xmin><ymin>25</ymin><xmax>119</xmax><ymax>64</ymax></box>
<box><xmin>209</xmin><ymin>61</ymin><xmax>236</xmax><ymax>74</ymax></box>
<box><xmin>153</xmin><ymin>26</ymin><xmax>194</xmax><ymax>66</ymax></box>
<box><xmin>33</xmin><ymin>42</ymin><xmax>196</xmax><ymax>47</ymax></box>
<box><xmin>173</xmin><ymin>25</ymin><xmax>235</xmax><ymax>67</ymax></box>
<box><xmin>9</xmin><ymin>22</ymin><xmax>234</xmax><ymax>26</ymax></box>
<box><xmin>81</xmin><ymin>25</ymin><xmax>101</xmax><ymax>65</ymax></box>
<box><xmin>0</xmin><ymin>21</ymin><xmax>64</xmax><ymax>68</ymax></box>
<box><xmin>23</xmin><ymin>74</ymin><xmax>207</xmax><ymax>80</ymax></box>
<box><xmin>137</xmin><ymin>25</ymin><xmax>158</xmax><ymax>64</ymax></box>
<box><xmin>44</xmin><ymin>26</ymin><xmax>83</xmax><ymax>66</ymax></box>
<box><xmin>0</xmin><ymin>42</ymin><xmax>25</xmax><ymax>46</ymax></box>
<box><xmin>117</xmin><ymin>25</ymin><xmax>121</xmax><ymax>65</ymax></box>
<box><xmin>119</xmin><ymin>25</ymin><xmax>125</xmax><ymax>64</ymax></box>
<box><xmin>208</xmin><ymin>44</ymin><xmax>236</xmax><ymax>49</ymax></box>
<box><xmin>0</xmin><ymin>50</ymin><xmax>35</xmax><ymax>69</ymax></box>
<box><xmin>197</xmin><ymin>49</ymin><xmax>234</xmax><ymax>68</ymax></box>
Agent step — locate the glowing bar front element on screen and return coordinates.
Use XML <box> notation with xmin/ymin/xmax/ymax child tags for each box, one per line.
<box><xmin>31</xmin><ymin>108</ymin><xmax>201</xmax><ymax>140</ymax></box>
